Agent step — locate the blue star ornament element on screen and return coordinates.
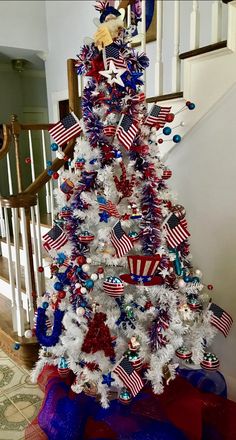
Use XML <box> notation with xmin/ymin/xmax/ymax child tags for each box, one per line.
<box><xmin>99</xmin><ymin>211</ymin><xmax>110</xmax><ymax>223</ymax></box>
<box><xmin>121</xmin><ymin>70</ymin><xmax>143</xmax><ymax>90</ymax></box>
<box><xmin>102</xmin><ymin>372</ymin><xmax>115</xmax><ymax>387</ymax></box>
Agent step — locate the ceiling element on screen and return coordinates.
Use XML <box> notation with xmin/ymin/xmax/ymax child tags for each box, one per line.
<box><xmin>0</xmin><ymin>46</ymin><xmax>45</xmax><ymax>70</ymax></box>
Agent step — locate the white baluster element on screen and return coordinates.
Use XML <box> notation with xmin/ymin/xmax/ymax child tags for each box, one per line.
<box><xmin>28</xmin><ymin>130</ymin><xmax>35</xmax><ymax>181</ymax></box>
<box><xmin>4</xmin><ymin>207</ymin><xmax>17</xmax><ymax>331</ymax></box>
<box><xmin>0</xmin><ymin>198</ymin><xmax>6</xmax><ymax>237</ymax></box>
<box><xmin>41</xmin><ymin>130</ymin><xmax>51</xmax><ymax>213</ymax></box>
<box><xmin>49</xmin><ymin>179</ymin><xmax>55</xmax><ymax>226</ymax></box>
<box><xmin>6</xmin><ymin>153</ymin><xmax>13</xmax><ymax>195</ymax></box>
<box><xmin>12</xmin><ymin>208</ymin><xmax>25</xmax><ymax>336</ymax></box>
<box><xmin>127</xmin><ymin>4</ymin><xmax>131</xmax><ymax>28</ymax></box>
<box><xmin>35</xmin><ymin>203</ymin><xmax>43</xmax><ymax>266</ymax></box>
<box><xmin>211</xmin><ymin>1</ymin><xmax>222</xmax><ymax>43</ymax></box>
<box><xmin>20</xmin><ymin>208</ymin><xmax>34</xmax><ymax>327</ymax></box>
<box><xmin>141</xmin><ymin>0</ymin><xmax>146</xmax><ymax>93</ymax></box>
<box><xmin>78</xmin><ymin>76</ymin><xmax>82</xmax><ymax>98</ymax></box>
<box><xmin>30</xmin><ymin>206</ymin><xmax>45</xmax><ymax>297</ymax></box>
<box><xmin>172</xmin><ymin>0</ymin><xmax>181</xmax><ymax>92</ymax></box>
<box><xmin>155</xmin><ymin>0</ymin><xmax>164</xmax><ymax>96</ymax></box>
<box><xmin>190</xmin><ymin>0</ymin><xmax>200</xmax><ymax>50</ymax></box>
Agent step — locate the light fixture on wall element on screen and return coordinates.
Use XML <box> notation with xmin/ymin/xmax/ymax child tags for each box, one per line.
<box><xmin>11</xmin><ymin>59</ymin><xmax>28</xmax><ymax>73</ymax></box>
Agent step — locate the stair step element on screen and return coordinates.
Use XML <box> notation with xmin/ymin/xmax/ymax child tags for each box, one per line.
<box><xmin>179</xmin><ymin>40</ymin><xmax>227</xmax><ymax>60</ymax></box>
<box><xmin>0</xmin><ymin>255</ymin><xmax>26</xmax><ymax>291</ymax></box>
<box><xmin>0</xmin><ymin>293</ymin><xmax>39</xmax><ymax>369</ymax></box>
<box><xmin>146</xmin><ymin>92</ymin><xmax>184</xmax><ymax>104</ymax></box>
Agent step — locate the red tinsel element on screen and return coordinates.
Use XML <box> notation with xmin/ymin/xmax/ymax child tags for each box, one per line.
<box><xmin>82</xmin><ymin>312</ymin><xmax>115</xmax><ymax>358</ymax></box>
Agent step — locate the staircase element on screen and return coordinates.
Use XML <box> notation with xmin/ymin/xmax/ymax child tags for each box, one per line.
<box><xmin>0</xmin><ymin>0</ymin><xmax>235</xmax><ymax>369</ymax></box>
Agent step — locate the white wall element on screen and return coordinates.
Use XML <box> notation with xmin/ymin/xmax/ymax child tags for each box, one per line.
<box><xmin>0</xmin><ymin>1</ymin><xmax>48</xmax><ymax>51</ymax></box>
<box><xmin>45</xmin><ymin>0</ymin><xmax>96</xmax><ymax>119</ymax></box>
<box><xmin>167</xmin><ymin>83</ymin><xmax>236</xmax><ymax>399</ymax></box>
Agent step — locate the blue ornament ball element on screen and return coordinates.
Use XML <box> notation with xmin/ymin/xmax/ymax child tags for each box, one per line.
<box><xmin>85</xmin><ymin>279</ymin><xmax>94</xmax><ymax>289</ymax></box>
<box><xmin>54</xmin><ymin>282</ymin><xmax>63</xmax><ymax>291</ymax></box>
<box><xmin>42</xmin><ymin>301</ymin><xmax>49</xmax><ymax>309</ymax></box>
<box><xmin>13</xmin><ymin>342</ymin><xmax>21</xmax><ymax>350</ymax></box>
<box><xmin>163</xmin><ymin>126</ymin><xmax>172</xmax><ymax>136</ymax></box>
<box><xmin>47</xmin><ymin>169</ymin><xmax>53</xmax><ymax>176</ymax></box>
<box><xmin>188</xmin><ymin>103</ymin><xmax>195</xmax><ymax>110</ymax></box>
<box><xmin>51</xmin><ymin>143</ymin><xmax>59</xmax><ymax>151</ymax></box>
<box><xmin>47</xmin><ymin>160</ymin><xmax>52</xmax><ymax>167</ymax></box>
<box><xmin>173</xmin><ymin>134</ymin><xmax>181</xmax><ymax>143</ymax></box>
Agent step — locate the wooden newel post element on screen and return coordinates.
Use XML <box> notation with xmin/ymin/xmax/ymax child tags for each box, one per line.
<box><xmin>67</xmin><ymin>59</ymin><xmax>80</xmax><ymax>117</ymax></box>
<box><xmin>11</xmin><ymin>114</ymin><xmax>22</xmax><ymax>193</ymax></box>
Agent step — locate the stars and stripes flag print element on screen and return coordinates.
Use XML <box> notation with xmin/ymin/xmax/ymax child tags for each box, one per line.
<box><xmin>145</xmin><ymin>104</ymin><xmax>171</xmax><ymax>127</ymax></box>
<box><xmin>111</xmin><ymin>221</ymin><xmax>133</xmax><ymax>258</ymax></box>
<box><xmin>104</xmin><ymin>43</ymin><xmax>127</xmax><ymax>69</ymax></box>
<box><xmin>49</xmin><ymin>112</ymin><xmax>82</xmax><ymax>147</ymax></box>
<box><xmin>163</xmin><ymin>213</ymin><xmax>190</xmax><ymax>248</ymax></box>
<box><xmin>98</xmin><ymin>196</ymin><xmax>120</xmax><ymax>218</ymax></box>
<box><xmin>42</xmin><ymin>225</ymin><xmax>68</xmax><ymax>251</ymax></box>
<box><xmin>209</xmin><ymin>303</ymin><xmax>233</xmax><ymax>337</ymax></box>
<box><xmin>113</xmin><ymin>357</ymin><xmax>144</xmax><ymax>397</ymax></box>
<box><xmin>103</xmin><ymin>125</ymin><xmax>117</xmax><ymax>137</ymax></box>
<box><xmin>116</xmin><ymin>114</ymin><xmax>138</xmax><ymax>150</ymax></box>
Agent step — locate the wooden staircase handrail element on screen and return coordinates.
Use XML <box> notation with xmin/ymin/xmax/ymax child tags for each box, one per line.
<box><xmin>0</xmin><ymin>124</ymin><xmax>11</xmax><ymax>160</ymax></box>
<box><xmin>0</xmin><ymin>193</ymin><xmax>37</xmax><ymax>209</ymax></box>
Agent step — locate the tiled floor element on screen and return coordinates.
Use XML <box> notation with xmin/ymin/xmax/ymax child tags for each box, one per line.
<box><xmin>0</xmin><ymin>349</ymin><xmax>43</xmax><ymax>440</ymax></box>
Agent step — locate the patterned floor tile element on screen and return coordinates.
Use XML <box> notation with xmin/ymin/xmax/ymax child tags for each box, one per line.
<box><xmin>0</xmin><ymin>394</ymin><xmax>28</xmax><ymax>439</ymax></box>
<box><xmin>0</xmin><ymin>361</ymin><xmax>28</xmax><ymax>394</ymax></box>
<box><xmin>4</xmin><ymin>384</ymin><xmax>43</xmax><ymax>410</ymax></box>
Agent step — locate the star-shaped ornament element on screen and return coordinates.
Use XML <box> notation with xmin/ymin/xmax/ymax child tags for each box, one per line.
<box><xmin>102</xmin><ymin>372</ymin><xmax>115</xmax><ymax>387</ymax></box>
<box><xmin>99</xmin><ymin>211</ymin><xmax>110</xmax><ymax>223</ymax></box>
<box><xmin>121</xmin><ymin>70</ymin><xmax>143</xmax><ymax>91</ymax></box>
<box><xmin>159</xmin><ymin>268</ymin><xmax>170</xmax><ymax>278</ymax></box>
<box><xmin>99</xmin><ymin>61</ymin><xmax>126</xmax><ymax>87</ymax></box>
<box><xmin>86</xmin><ymin>56</ymin><xmax>105</xmax><ymax>82</ymax></box>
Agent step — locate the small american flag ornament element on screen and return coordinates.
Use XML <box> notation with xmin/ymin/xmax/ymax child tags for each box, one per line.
<box><xmin>163</xmin><ymin>213</ymin><xmax>190</xmax><ymax>248</ymax></box>
<box><xmin>116</xmin><ymin>114</ymin><xmax>138</xmax><ymax>151</ymax></box>
<box><xmin>49</xmin><ymin>112</ymin><xmax>82</xmax><ymax>147</ymax></box>
<box><xmin>113</xmin><ymin>357</ymin><xmax>144</xmax><ymax>397</ymax></box>
<box><xmin>104</xmin><ymin>43</ymin><xmax>127</xmax><ymax>69</ymax></box>
<box><xmin>145</xmin><ymin>104</ymin><xmax>171</xmax><ymax>127</ymax></box>
<box><xmin>42</xmin><ymin>225</ymin><xmax>68</xmax><ymax>251</ymax></box>
<box><xmin>209</xmin><ymin>303</ymin><xmax>233</xmax><ymax>337</ymax></box>
<box><xmin>111</xmin><ymin>221</ymin><xmax>133</xmax><ymax>258</ymax></box>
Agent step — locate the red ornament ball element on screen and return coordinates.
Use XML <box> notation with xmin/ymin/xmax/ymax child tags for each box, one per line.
<box><xmin>25</xmin><ymin>157</ymin><xmax>31</xmax><ymax>164</ymax></box>
<box><xmin>158</xmin><ymin>138</ymin><xmax>164</xmax><ymax>144</ymax></box>
<box><xmin>58</xmin><ymin>291</ymin><xmax>66</xmax><ymax>299</ymax></box>
<box><xmin>97</xmin><ymin>266</ymin><xmax>104</xmax><ymax>274</ymax></box>
<box><xmin>166</xmin><ymin>113</ymin><xmax>175</xmax><ymax>123</ymax></box>
<box><xmin>77</xmin><ymin>255</ymin><xmax>86</xmax><ymax>266</ymax></box>
<box><xmin>207</xmin><ymin>284</ymin><xmax>214</xmax><ymax>290</ymax></box>
<box><xmin>53</xmin><ymin>172</ymin><xmax>59</xmax><ymax>180</ymax></box>
<box><xmin>186</xmin><ymin>101</ymin><xmax>191</xmax><ymax>107</ymax></box>
<box><xmin>38</xmin><ymin>266</ymin><xmax>44</xmax><ymax>273</ymax></box>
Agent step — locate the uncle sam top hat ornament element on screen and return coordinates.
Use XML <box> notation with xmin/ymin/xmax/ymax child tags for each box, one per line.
<box><xmin>120</xmin><ymin>255</ymin><xmax>163</xmax><ymax>286</ymax></box>
<box><xmin>95</xmin><ymin>1</ymin><xmax>123</xmax><ymax>23</ymax></box>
